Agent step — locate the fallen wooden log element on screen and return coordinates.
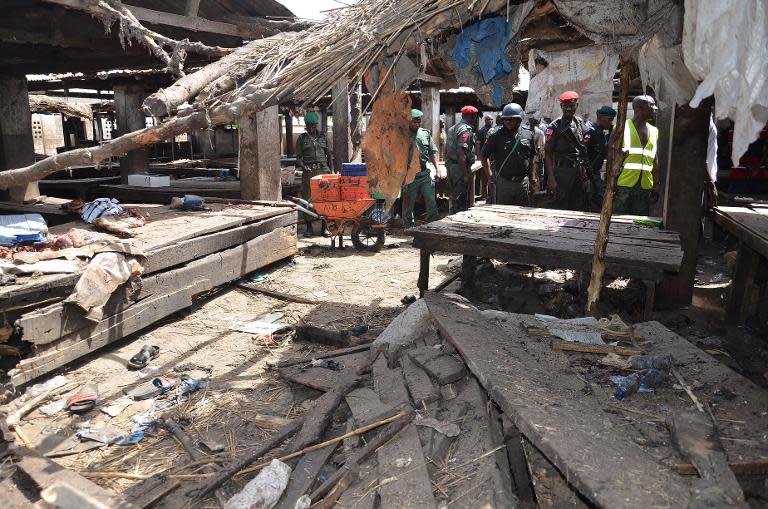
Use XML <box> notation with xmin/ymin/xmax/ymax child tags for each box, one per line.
<box><xmin>550</xmin><ymin>340</ymin><xmax>643</xmax><ymax>356</ymax></box>
<box><xmin>237</xmin><ymin>282</ymin><xmax>317</xmax><ymax>304</ymax></box>
<box><xmin>268</xmin><ymin>344</ymin><xmax>372</xmax><ymax>369</ymax></box>
<box><xmin>294</xmin><ymin>324</ymin><xmax>353</xmax><ymax>348</ymax></box>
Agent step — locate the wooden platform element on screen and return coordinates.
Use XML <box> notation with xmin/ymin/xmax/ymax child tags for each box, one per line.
<box><xmin>408</xmin><ymin>205</ymin><xmax>684</xmax><ymax>317</ymax></box>
<box><xmin>714</xmin><ymin>206</ymin><xmax>768</xmax><ymax>324</ymax></box>
<box><xmin>426</xmin><ymin>293</ymin><xmax>768</xmax><ymax>507</ymax></box>
<box><xmin>100</xmin><ymin>180</ymin><xmax>241</xmax><ymax>203</ymax></box>
<box><xmin>4</xmin><ymin>203</ymin><xmax>298</xmax><ymax>386</ymax></box>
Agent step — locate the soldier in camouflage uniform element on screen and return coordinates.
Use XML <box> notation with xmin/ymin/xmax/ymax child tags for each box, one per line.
<box><xmin>296</xmin><ymin>111</ymin><xmax>333</xmax><ymax>236</ymax></box>
<box><xmin>445</xmin><ymin>105</ymin><xmax>479</xmax><ymax>213</ymax></box>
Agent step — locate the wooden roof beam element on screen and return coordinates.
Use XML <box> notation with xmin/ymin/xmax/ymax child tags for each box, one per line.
<box><xmin>47</xmin><ymin>0</ymin><xmax>258</xmax><ymax>39</ymax></box>
<box><xmin>185</xmin><ymin>0</ymin><xmax>201</xmax><ymax>17</ymax></box>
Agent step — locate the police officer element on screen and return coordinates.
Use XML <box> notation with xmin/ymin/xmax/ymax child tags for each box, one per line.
<box><xmin>481</xmin><ymin>103</ymin><xmax>537</xmax><ymax>206</ymax></box>
<box><xmin>403</xmin><ymin>109</ymin><xmax>440</xmax><ymax>228</ymax></box>
<box><xmin>614</xmin><ymin>95</ymin><xmax>660</xmax><ymax>215</ymax></box>
<box><xmin>445</xmin><ymin>105</ymin><xmax>478</xmax><ymax>213</ymax></box>
<box><xmin>296</xmin><ymin>111</ymin><xmax>333</xmax><ymax>236</ymax></box>
<box><xmin>584</xmin><ymin>105</ymin><xmax>616</xmax><ymax>212</ymax></box>
<box><xmin>544</xmin><ymin>91</ymin><xmax>589</xmax><ymax>210</ymax></box>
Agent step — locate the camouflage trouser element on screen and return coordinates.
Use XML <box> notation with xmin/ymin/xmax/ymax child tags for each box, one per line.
<box><xmin>403</xmin><ymin>172</ymin><xmax>439</xmax><ymax>228</ymax></box>
<box><xmin>446</xmin><ymin>162</ymin><xmax>469</xmax><ymax>214</ymax></box>
<box><xmin>300</xmin><ymin>163</ymin><xmax>330</xmax><ymax>221</ymax></box>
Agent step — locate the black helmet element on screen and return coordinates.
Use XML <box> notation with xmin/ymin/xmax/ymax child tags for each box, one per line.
<box><xmin>501</xmin><ymin>103</ymin><xmax>524</xmax><ymax>120</ymax></box>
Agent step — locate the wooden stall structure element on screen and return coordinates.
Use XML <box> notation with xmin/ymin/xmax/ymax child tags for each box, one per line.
<box><xmin>409</xmin><ymin>205</ymin><xmax>684</xmax><ymax>319</ymax></box>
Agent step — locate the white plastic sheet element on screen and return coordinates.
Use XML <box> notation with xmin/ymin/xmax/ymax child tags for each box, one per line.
<box><xmin>638</xmin><ymin>36</ymin><xmax>698</xmax><ymax>108</ymax></box>
<box><xmin>683</xmin><ymin>0</ymin><xmax>768</xmax><ymax>165</ymax></box>
<box><xmin>526</xmin><ymin>46</ymin><xmax>618</xmax><ymax>121</ymax></box>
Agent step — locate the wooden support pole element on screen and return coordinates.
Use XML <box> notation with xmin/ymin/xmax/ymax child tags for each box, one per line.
<box><xmin>184</xmin><ymin>0</ymin><xmax>201</xmax><ymax>17</ymax></box>
<box><xmin>421</xmin><ymin>84</ymin><xmax>440</xmax><ymax>142</ymax></box>
<box><xmin>350</xmin><ymin>80</ymin><xmax>362</xmax><ymax>161</ymax></box>
<box><xmin>284</xmin><ymin>112</ymin><xmax>294</xmax><ymax>157</ymax></box>
<box><xmin>332</xmin><ymin>78</ymin><xmax>351</xmax><ymax>171</ymax></box>
<box><xmin>239</xmin><ymin>104</ymin><xmax>281</xmax><ymax>201</ymax></box>
<box><xmin>0</xmin><ymin>76</ymin><xmax>40</xmax><ymax>202</ymax></box>
<box><xmin>656</xmin><ymin>99</ymin><xmax>713</xmax><ymax>308</ymax></box>
<box><xmin>114</xmin><ymin>84</ymin><xmax>149</xmax><ymax>183</ymax></box>
<box><xmin>585</xmin><ymin>58</ymin><xmax>631</xmax><ymax>315</ymax></box>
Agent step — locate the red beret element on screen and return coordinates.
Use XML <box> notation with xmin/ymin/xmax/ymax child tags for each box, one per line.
<box><xmin>559</xmin><ymin>91</ymin><xmax>579</xmax><ymax>103</ymax></box>
<box><xmin>460</xmin><ymin>105</ymin><xmax>479</xmax><ymax>114</ymax></box>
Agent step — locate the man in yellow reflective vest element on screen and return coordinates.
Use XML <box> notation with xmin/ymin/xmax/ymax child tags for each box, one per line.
<box><xmin>614</xmin><ymin>95</ymin><xmax>659</xmax><ymax>216</ymax></box>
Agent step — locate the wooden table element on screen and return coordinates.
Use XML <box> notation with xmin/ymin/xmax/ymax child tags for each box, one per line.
<box><xmin>408</xmin><ymin>205</ymin><xmax>684</xmax><ymax>318</ymax></box>
<box><xmin>714</xmin><ymin>206</ymin><xmax>768</xmax><ymax>324</ymax></box>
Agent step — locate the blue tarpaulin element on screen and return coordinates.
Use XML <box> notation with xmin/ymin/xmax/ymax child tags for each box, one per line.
<box><xmin>452</xmin><ymin>17</ymin><xmax>514</xmax><ymax>107</ymax></box>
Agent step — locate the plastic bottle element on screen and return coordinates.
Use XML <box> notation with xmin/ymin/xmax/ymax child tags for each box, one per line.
<box><xmin>614</xmin><ymin>368</ymin><xmax>664</xmax><ymax>400</ymax></box>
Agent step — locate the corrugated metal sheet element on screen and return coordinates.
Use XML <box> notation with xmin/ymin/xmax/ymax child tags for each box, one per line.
<box><xmin>125</xmin><ymin>0</ymin><xmax>294</xmax><ymax>20</ymax></box>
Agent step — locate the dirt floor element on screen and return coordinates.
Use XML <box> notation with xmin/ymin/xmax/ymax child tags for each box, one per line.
<box><xmin>3</xmin><ymin>221</ymin><xmax>768</xmax><ymax>507</ymax></box>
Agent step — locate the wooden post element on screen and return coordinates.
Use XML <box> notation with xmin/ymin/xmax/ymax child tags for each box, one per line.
<box><xmin>656</xmin><ymin>99</ymin><xmax>714</xmax><ymax>308</ymax></box>
<box><xmin>114</xmin><ymin>84</ymin><xmax>149</xmax><ymax>183</ymax></box>
<box><xmin>0</xmin><ymin>76</ymin><xmax>40</xmax><ymax>202</ymax></box>
<box><xmin>650</xmin><ymin>84</ymin><xmax>674</xmax><ymax>217</ymax></box>
<box><xmin>239</xmin><ymin>105</ymin><xmax>281</xmax><ymax>201</ymax></box>
<box><xmin>421</xmin><ymin>85</ymin><xmax>440</xmax><ymax>141</ymax></box>
<box><xmin>350</xmin><ymin>80</ymin><xmax>363</xmax><ymax>162</ymax></box>
<box><xmin>585</xmin><ymin>58</ymin><xmax>631</xmax><ymax>315</ymax></box>
<box><xmin>284</xmin><ymin>112</ymin><xmax>294</xmax><ymax>157</ymax></box>
<box><xmin>185</xmin><ymin>0</ymin><xmax>201</xmax><ymax>16</ymax></box>
<box><xmin>320</xmin><ymin>108</ymin><xmax>329</xmax><ymax>136</ymax></box>
<box><xmin>332</xmin><ymin>78</ymin><xmax>351</xmax><ymax>171</ymax></box>
<box><xmin>444</xmin><ymin>105</ymin><xmax>456</xmax><ymax>131</ymax></box>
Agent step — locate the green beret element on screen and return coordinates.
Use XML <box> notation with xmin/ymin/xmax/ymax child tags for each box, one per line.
<box><xmin>596</xmin><ymin>106</ymin><xmax>617</xmax><ymax>118</ymax></box>
<box><xmin>411</xmin><ymin>109</ymin><xmax>423</xmax><ymax>119</ymax></box>
<box><xmin>304</xmin><ymin>111</ymin><xmax>319</xmax><ymax>124</ymax></box>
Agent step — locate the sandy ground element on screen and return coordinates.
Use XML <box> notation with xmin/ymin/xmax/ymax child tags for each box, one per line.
<box><xmin>5</xmin><ymin>232</ymin><xmax>456</xmax><ymax>505</ymax></box>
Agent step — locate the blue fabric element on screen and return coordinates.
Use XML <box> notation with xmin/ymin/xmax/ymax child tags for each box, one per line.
<box><xmin>451</xmin><ymin>17</ymin><xmax>514</xmax><ymax>107</ymax></box>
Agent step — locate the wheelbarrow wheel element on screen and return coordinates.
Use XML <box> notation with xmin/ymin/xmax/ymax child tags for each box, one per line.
<box><xmin>351</xmin><ymin>223</ymin><xmax>385</xmax><ymax>251</ymax></box>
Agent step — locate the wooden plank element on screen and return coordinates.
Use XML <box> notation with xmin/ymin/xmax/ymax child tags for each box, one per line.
<box><xmin>715</xmin><ymin>206</ymin><xmax>768</xmax><ymax>259</ymax></box>
<box><xmin>408</xmin><ymin>346</ymin><xmax>467</xmax><ymax>385</ymax></box>
<box><xmin>268</xmin><ymin>344</ymin><xmax>371</xmax><ymax>369</ymax></box>
<box><xmin>373</xmin><ymin>353</ymin><xmax>410</xmax><ymax>407</ymax></box>
<box><xmin>14</xmin><ymin>448</ymin><xmax>138</xmax><ymax>508</ymax></box>
<box><xmin>550</xmin><ymin>340</ymin><xmax>643</xmax><ymax>356</ymax></box>
<box><xmin>11</xmin><ymin>225</ymin><xmax>297</xmax><ymax>386</ymax></box>
<box><xmin>400</xmin><ymin>355</ymin><xmax>439</xmax><ymax>406</ymax></box>
<box><xmin>278</xmin><ymin>352</ymin><xmax>372</xmax><ymax>392</ymax></box>
<box><xmin>376</xmin><ymin>424</ymin><xmax>437</xmax><ymax>509</ymax></box>
<box><xmin>0</xmin><ymin>479</ymin><xmax>33</xmax><ymax>509</ymax></box>
<box><xmin>667</xmin><ymin>411</ymin><xmax>747</xmax><ymax>508</ymax></box>
<box><xmin>424</xmin><ymin>292</ymin><xmax>691</xmax><ymax>508</ymax></box>
<box><xmin>335</xmin><ymin>459</ymin><xmax>378</xmax><ymax>509</ymax></box>
<box><xmin>16</xmin><ymin>212</ymin><xmax>296</xmax><ymax>345</ymax></box>
<box><xmin>501</xmin><ymin>417</ymin><xmax>536</xmax><ymax>508</ymax></box>
<box><xmin>273</xmin><ymin>431</ymin><xmax>341</xmax><ymax>509</ymax></box>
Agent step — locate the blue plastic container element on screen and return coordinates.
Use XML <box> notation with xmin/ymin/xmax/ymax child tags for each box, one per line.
<box><xmin>341</xmin><ymin>163</ymin><xmax>367</xmax><ymax>176</ymax></box>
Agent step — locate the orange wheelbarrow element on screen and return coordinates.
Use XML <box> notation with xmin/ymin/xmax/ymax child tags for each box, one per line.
<box><xmin>292</xmin><ymin>174</ymin><xmax>388</xmax><ymax>251</ymax></box>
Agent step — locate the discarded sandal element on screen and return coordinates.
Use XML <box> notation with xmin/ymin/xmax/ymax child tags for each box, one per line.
<box><xmin>127</xmin><ymin>345</ymin><xmax>160</xmax><ymax>370</ymax></box>
<box><xmin>123</xmin><ymin>376</ymin><xmax>176</xmax><ymax>400</ymax></box>
<box><xmin>66</xmin><ymin>384</ymin><xmax>99</xmax><ymax>414</ymax></box>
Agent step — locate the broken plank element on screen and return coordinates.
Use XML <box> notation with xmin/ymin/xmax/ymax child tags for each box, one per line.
<box><xmin>408</xmin><ymin>346</ymin><xmax>467</xmax><ymax>385</ymax></box>
<box><xmin>334</xmin><ymin>459</ymin><xmax>378</xmax><ymax>509</ymax></box>
<box><xmin>671</xmin><ymin>459</ymin><xmax>768</xmax><ymax>476</ymax></box>
<box><xmin>346</xmin><ymin>387</ymin><xmax>390</xmax><ymax>425</ymax></box>
<box><xmin>425</xmin><ymin>292</ymin><xmax>690</xmax><ymax>508</ymax></box>
<box><xmin>376</xmin><ymin>423</ymin><xmax>437</xmax><ymax>509</ymax></box>
<box><xmin>124</xmin><ymin>477</ymin><xmax>181</xmax><ymax>509</ymax></box>
<box><xmin>237</xmin><ymin>282</ymin><xmax>317</xmax><ymax>304</ymax></box>
<box><xmin>273</xmin><ymin>429</ymin><xmax>342</xmax><ymax>509</ymax></box>
<box><xmin>401</xmin><ymin>355</ymin><xmax>439</xmax><ymax>407</ymax></box>
<box><xmin>14</xmin><ymin>448</ymin><xmax>138</xmax><ymax>509</ymax></box>
<box><xmin>278</xmin><ymin>352</ymin><xmax>371</xmax><ymax>392</ymax></box>
<box><xmin>551</xmin><ymin>340</ymin><xmax>643</xmax><ymax>356</ymax></box>
<box><xmin>667</xmin><ymin>410</ymin><xmax>747</xmax><ymax>508</ymax></box>
<box><xmin>373</xmin><ymin>352</ymin><xmax>410</xmax><ymax>407</ymax></box>
<box><xmin>502</xmin><ymin>417</ymin><xmax>536</xmax><ymax>508</ymax></box>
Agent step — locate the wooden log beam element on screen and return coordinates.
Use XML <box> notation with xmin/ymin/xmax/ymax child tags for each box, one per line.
<box><xmin>239</xmin><ymin>104</ymin><xmax>281</xmax><ymax>200</ymax></box>
<box><xmin>585</xmin><ymin>57</ymin><xmax>630</xmax><ymax>315</ymax></box>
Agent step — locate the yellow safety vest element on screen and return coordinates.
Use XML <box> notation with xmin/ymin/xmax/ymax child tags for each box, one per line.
<box><xmin>618</xmin><ymin>119</ymin><xmax>658</xmax><ymax>190</ymax></box>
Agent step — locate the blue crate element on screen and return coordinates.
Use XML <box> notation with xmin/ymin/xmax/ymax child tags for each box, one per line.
<box><xmin>341</xmin><ymin>163</ymin><xmax>367</xmax><ymax>176</ymax></box>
